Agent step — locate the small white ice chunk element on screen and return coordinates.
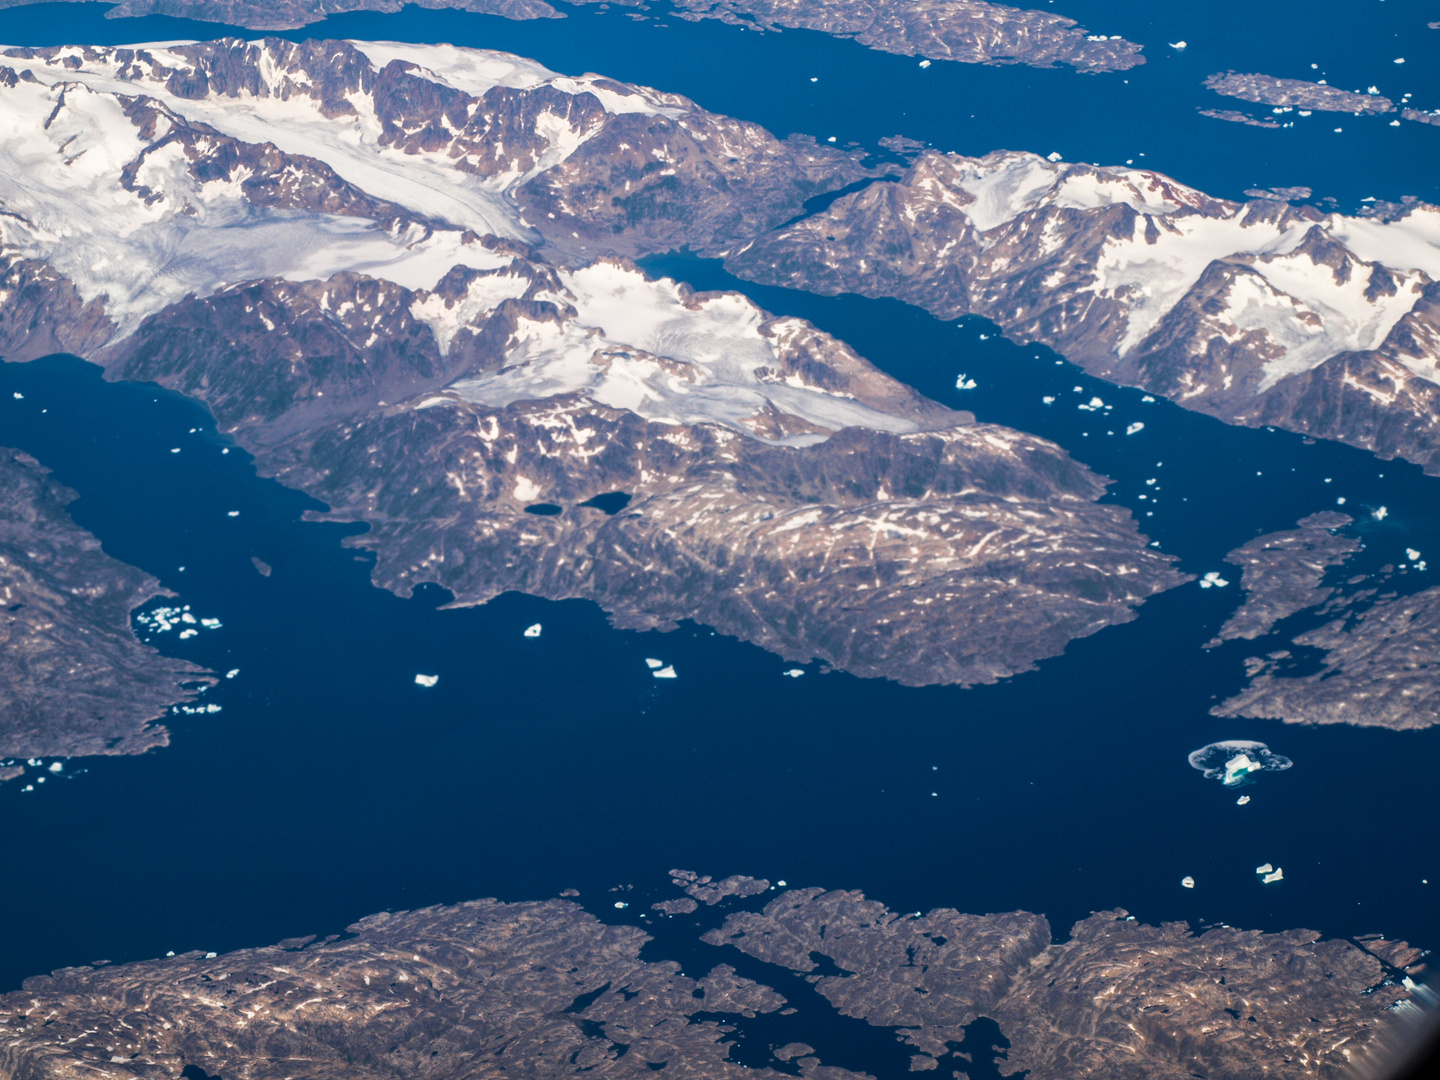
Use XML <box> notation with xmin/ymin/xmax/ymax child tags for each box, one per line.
<box><xmin>1042</xmin><ymin>395</ymin><xmax>1055</xmax><ymax>404</ymax></box>
<box><xmin>523</xmin><ymin>623</ymin><xmax>542</xmax><ymax>638</ymax></box>
<box><xmin>1236</xmin><ymin>795</ymin><xmax>1251</xmax><ymax>805</ymax></box>
<box><xmin>1373</xmin><ymin>506</ymin><xmax>1388</xmax><ymax>520</ymax></box>
<box><xmin>1142</xmin><ymin>395</ymin><xmax>1156</xmax><ymax>402</ymax></box>
<box><xmin>614</xmin><ymin>901</ymin><xmax>628</xmax><ymax>909</ymax></box>
<box><xmin>783</xmin><ymin>669</ymin><xmax>805</xmax><ymax>677</ymax></box>
<box><xmin>205</xmin><ymin>952</ymin><xmax>218</xmax><ymax>959</ymax></box>
<box><xmin>1407</xmin><ymin>549</ymin><xmax>1421</xmax><ymax>562</ymax></box>
<box><xmin>918</xmin><ymin>59</ymin><xmax>931</xmax><ymax>68</ymax></box>
<box><xmin>1126</xmin><ymin>422</ymin><xmax>1145</xmax><ymax>435</ymax></box>
<box><xmin>47</xmin><ymin>762</ymin><xmax>62</xmax><ymax>773</ymax></box>
<box><xmin>1263</xmin><ymin>868</ymin><xmax>1284</xmax><ymax>883</ymax></box>
<box><xmin>225</xmin><ymin>669</ymin><xmax>240</xmax><ymax>679</ymax></box>
<box><xmin>955</xmin><ymin>374</ymin><xmax>977</xmax><ymax>390</ymax></box>
<box><xmin>1256</xmin><ymin>862</ymin><xmax>1274</xmax><ymax>875</ymax></box>
<box><xmin>1200</xmin><ymin>571</ymin><xmax>1230</xmax><ymax>589</ymax></box>
<box><xmin>653</xmin><ymin>665</ymin><xmax>678</xmax><ymax>679</ymax></box>
<box><xmin>645</xmin><ymin>658</ymin><xmax>664</xmax><ymax>669</ymax></box>
<box><xmin>11</xmin><ymin>392</ymin><xmax>21</xmax><ymax>399</ymax></box>
<box><xmin>178</xmin><ymin>628</ymin><xmax>198</xmax><ymax>639</ymax></box>
<box><xmin>1181</xmin><ymin>876</ymin><xmax>1195</xmax><ymax>889</ymax></box>
<box><xmin>1047</xmin><ymin>151</ymin><xmax>1063</xmax><ymax>162</ymax></box>
<box><xmin>414</xmin><ymin>674</ymin><xmax>439</xmax><ymax>687</ymax></box>
<box><xmin>227</xmin><ymin>511</ymin><xmax>239</xmax><ymax>517</ymax></box>
<box><xmin>1169</xmin><ymin>40</ymin><xmax>1187</xmax><ymax>49</ymax></box>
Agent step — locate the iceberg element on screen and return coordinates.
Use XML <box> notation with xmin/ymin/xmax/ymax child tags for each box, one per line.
<box><xmin>1189</xmin><ymin>740</ymin><xmax>1293</xmax><ymax>785</ymax></box>
<box><xmin>1181</xmin><ymin>876</ymin><xmax>1195</xmax><ymax>888</ymax></box>
<box><xmin>653</xmin><ymin>665</ymin><xmax>678</xmax><ymax>679</ymax></box>
<box><xmin>523</xmin><ymin>623</ymin><xmax>542</xmax><ymax>638</ymax></box>
<box><xmin>1262</xmin><ymin>868</ymin><xmax>1284</xmax><ymax>883</ymax></box>
<box><xmin>414</xmin><ymin>674</ymin><xmax>439</xmax><ymax>687</ymax></box>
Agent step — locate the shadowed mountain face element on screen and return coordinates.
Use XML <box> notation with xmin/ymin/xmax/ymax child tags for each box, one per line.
<box><xmin>0</xmin><ymin>38</ymin><xmax>1183</xmax><ymax>687</ymax></box>
<box><xmin>0</xmin><ymin>879</ymin><xmax>1420</xmax><ymax>1080</ymax></box>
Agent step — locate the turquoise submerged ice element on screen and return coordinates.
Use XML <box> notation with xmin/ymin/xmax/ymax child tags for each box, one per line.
<box><xmin>1189</xmin><ymin>740</ymin><xmax>1293</xmax><ymax>786</ymax></box>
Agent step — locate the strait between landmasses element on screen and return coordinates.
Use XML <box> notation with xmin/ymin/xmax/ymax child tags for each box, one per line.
<box><xmin>726</xmin><ymin>150</ymin><xmax>1440</xmax><ymax>473</ymax></box>
<box><xmin>0</xmin><ymin>448</ymin><xmax>204</xmax><ymax>772</ymax></box>
<box><xmin>0</xmin><ymin>879</ymin><xmax>1422</xmax><ymax>1080</ymax></box>
<box><xmin>0</xmin><ymin>0</ymin><xmax>1145</xmax><ymax>72</ymax></box>
<box><xmin>1204</xmin><ymin>513</ymin><xmax>1440</xmax><ymax>730</ymax></box>
<box><xmin>0</xmin><ymin>40</ymin><xmax>1182</xmax><ymax>687</ymax></box>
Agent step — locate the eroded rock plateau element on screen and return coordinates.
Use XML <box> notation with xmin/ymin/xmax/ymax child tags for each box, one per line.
<box><xmin>0</xmin><ymin>880</ymin><xmax>1422</xmax><ymax>1080</ymax></box>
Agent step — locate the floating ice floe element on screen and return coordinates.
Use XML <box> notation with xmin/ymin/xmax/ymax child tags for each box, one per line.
<box><xmin>1256</xmin><ymin>862</ymin><xmax>1273</xmax><ymax>874</ymax></box>
<box><xmin>1199</xmin><ymin>571</ymin><xmax>1230</xmax><ymax>588</ymax></box>
<box><xmin>918</xmin><ymin>59</ymin><xmax>931</xmax><ymax>68</ymax></box>
<box><xmin>1126</xmin><ymin>422</ymin><xmax>1145</xmax><ymax>435</ymax></box>
<box><xmin>645</xmin><ymin>658</ymin><xmax>663</xmax><ymax>670</ymax></box>
<box><xmin>205</xmin><ymin>952</ymin><xmax>218</xmax><ymax>959</ymax></box>
<box><xmin>1189</xmin><ymin>740</ymin><xmax>1292</xmax><ymax>786</ymax></box>
<box><xmin>1236</xmin><ymin>795</ymin><xmax>1251</xmax><ymax>805</ymax></box>
<box><xmin>1047</xmin><ymin>151</ymin><xmax>1063</xmax><ymax>162</ymax></box>
<box><xmin>1373</xmin><ymin>506</ymin><xmax>1388</xmax><ymax>520</ymax></box>
<box><xmin>1042</xmin><ymin>395</ymin><xmax>1055</xmax><ymax>404</ymax></box>
<box><xmin>783</xmin><ymin>669</ymin><xmax>805</xmax><ymax>678</ymax></box>
<box><xmin>1181</xmin><ymin>876</ymin><xmax>1195</xmax><ymax>889</ymax></box>
<box><xmin>1168</xmin><ymin>40</ymin><xmax>1187</xmax><ymax>49</ymax></box>
<box><xmin>955</xmin><ymin>374</ymin><xmax>977</xmax><ymax>390</ymax></box>
<box><xmin>11</xmin><ymin>392</ymin><xmax>21</xmax><ymax>399</ymax></box>
<box><xmin>653</xmin><ymin>665</ymin><xmax>678</xmax><ymax>679</ymax></box>
<box><xmin>614</xmin><ymin>901</ymin><xmax>628</xmax><ymax>909</ymax></box>
<box><xmin>414</xmin><ymin>674</ymin><xmax>439</xmax><ymax>687</ymax></box>
<box><xmin>1261</xmin><ymin>867</ymin><xmax>1284</xmax><ymax>883</ymax></box>
<box><xmin>1407</xmin><ymin>548</ymin><xmax>1421</xmax><ymax>562</ymax></box>
<box><xmin>226</xmin><ymin>669</ymin><xmax>240</xmax><ymax>679</ymax></box>
<box><xmin>523</xmin><ymin>623</ymin><xmax>542</xmax><ymax>638</ymax></box>
<box><xmin>48</xmin><ymin>762</ymin><xmax>62</xmax><ymax>773</ymax></box>
<box><xmin>178</xmin><ymin>628</ymin><xmax>198</xmax><ymax>639</ymax></box>
<box><xmin>1142</xmin><ymin>395</ymin><xmax>1156</xmax><ymax>402</ymax></box>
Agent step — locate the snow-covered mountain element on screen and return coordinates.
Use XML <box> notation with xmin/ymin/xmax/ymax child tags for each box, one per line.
<box><xmin>728</xmin><ymin>150</ymin><xmax>1440</xmax><ymax>471</ymax></box>
<box><xmin>0</xmin><ymin>40</ymin><xmax>1182</xmax><ymax>686</ymax></box>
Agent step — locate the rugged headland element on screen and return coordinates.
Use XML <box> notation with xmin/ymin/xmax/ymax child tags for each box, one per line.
<box><xmin>0</xmin><ymin>877</ymin><xmax>1423</xmax><ymax>1080</ymax></box>
<box><xmin>1205</xmin><ymin>514</ymin><xmax>1439</xmax><ymax>731</ymax></box>
<box><xmin>0</xmin><ymin>447</ymin><xmax>205</xmax><ymax>772</ymax></box>
<box><xmin>0</xmin><ymin>39</ymin><xmax>1183</xmax><ymax>687</ymax></box>
<box><xmin>724</xmin><ymin>150</ymin><xmax>1440</xmax><ymax>473</ymax></box>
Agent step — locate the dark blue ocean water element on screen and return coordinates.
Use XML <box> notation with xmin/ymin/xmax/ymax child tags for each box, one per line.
<box><xmin>0</xmin><ymin>0</ymin><xmax>1437</xmax><ymax>1041</ymax></box>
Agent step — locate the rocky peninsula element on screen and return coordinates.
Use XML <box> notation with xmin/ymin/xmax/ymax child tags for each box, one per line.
<box><xmin>0</xmin><ymin>447</ymin><xmax>204</xmax><ymax>771</ymax></box>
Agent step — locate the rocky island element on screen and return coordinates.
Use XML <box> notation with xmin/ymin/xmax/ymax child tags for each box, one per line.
<box><xmin>0</xmin><ymin>39</ymin><xmax>1183</xmax><ymax>687</ymax></box>
<box><xmin>656</xmin><ymin>0</ymin><xmax>1144</xmax><ymax>72</ymax></box>
<box><xmin>1215</xmin><ymin>583</ymin><xmax>1440</xmax><ymax>731</ymax></box>
<box><xmin>0</xmin><ymin>447</ymin><xmax>205</xmax><ymax>773</ymax></box>
<box><xmin>1204</xmin><ymin>72</ymin><xmax>1395</xmax><ymax>115</ymax></box>
<box><xmin>0</xmin><ymin>876</ymin><xmax>1423</xmax><ymax>1080</ymax></box>
<box><xmin>1203</xmin><ymin>514</ymin><xmax>1439</xmax><ymax>730</ymax></box>
<box><xmin>1205</xmin><ymin>511</ymin><xmax>1358</xmax><ymax>645</ymax></box>
<box><xmin>724</xmin><ymin>150</ymin><xmax>1440</xmax><ymax>473</ymax></box>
